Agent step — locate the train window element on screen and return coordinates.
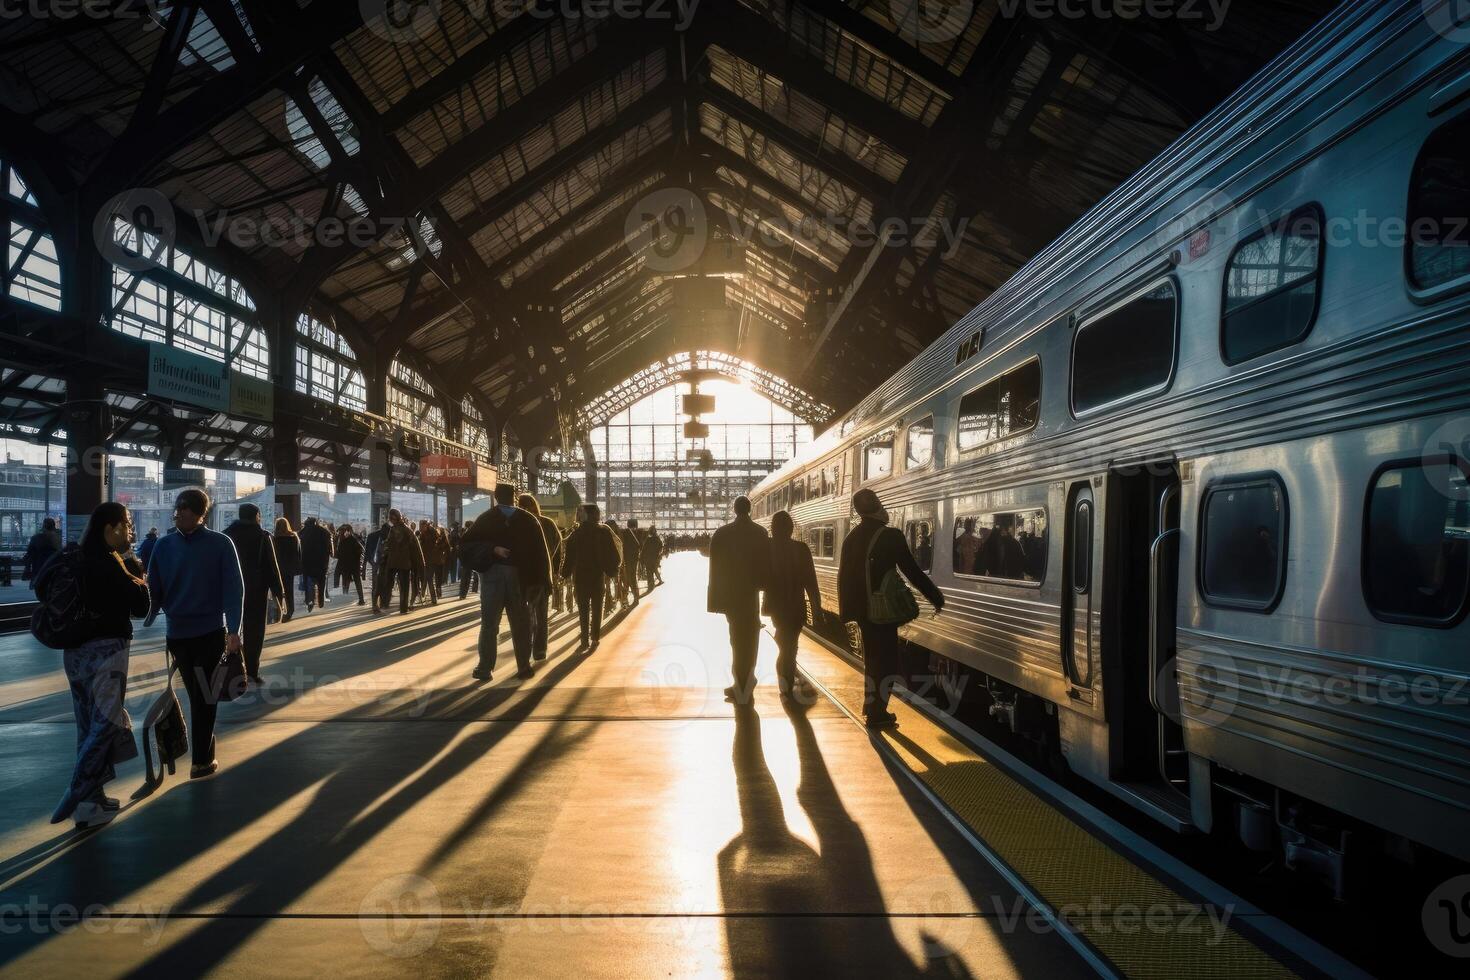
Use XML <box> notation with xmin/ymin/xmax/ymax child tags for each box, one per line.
<box><xmin>863</xmin><ymin>434</ymin><xmax>894</xmax><ymax>481</ymax></box>
<box><xmin>1200</xmin><ymin>476</ymin><xmax>1288</xmax><ymax>611</ymax></box>
<box><xmin>906</xmin><ymin>519</ymin><xmax>935</xmax><ymax>572</ymax></box>
<box><xmin>1072</xmin><ymin>279</ymin><xmax>1177</xmax><ymax>416</ymax></box>
<box><xmin>1364</xmin><ymin>458</ymin><xmax>1470</xmax><ymax>626</ymax></box>
<box><xmin>952</xmin><ymin>509</ymin><xmax>1047</xmax><ymax>584</ymax></box>
<box><xmin>1408</xmin><ymin>113</ymin><xmax>1470</xmax><ymax>290</ymax></box>
<box><xmin>957</xmin><ymin>360</ymin><xmax>1040</xmax><ymax>452</ymax></box>
<box><xmin>806</xmin><ymin>524</ymin><xmax>836</xmax><ymax>559</ymax></box>
<box><xmin>1221</xmin><ymin>205</ymin><xmax>1323</xmax><ymax>364</ymax></box>
<box><xmin>905</xmin><ymin>416</ymin><xmax>935</xmax><ymax>469</ymax></box>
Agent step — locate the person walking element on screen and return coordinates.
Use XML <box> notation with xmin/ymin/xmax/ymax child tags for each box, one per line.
<box><xmin>24</xmin><ymin>516</ymin><xmax>63</xmax><ymax>589</ymax></box>
<box><xmin>461</xmin><ymin>484</ymin><xmax>551</xmax><ymax>681</ymax></box>
<box><xmin>223</xmin><ymin>503</ymin><xmax>285</xmax><ymax>686</ymax></box>
<box><xmin>765</xmin><ymin>511</ymin><xmax>822</xmax><ymax>702</ymax></box>
<box><xmin>707</xmin><ymin>496</ymin><xmax>770</xmax><ymax>705</ymax></box>
<box><xmin>413</xmin><ymin>520</ymin><xmax>438</xmax><ymax>606</ymax></box>
<box><xmin>299</xmin><ymin>517</ymin><xmax>333</xmax><ymax>611</ymax></box>
<box><xmin>621</xmin><ymin>519</ymin><xmax>643</xmax><ymax>607</ymax></box>
<box><xmin>447</xmin><ymin>522</ymin><xmax>462</xmax><ymax>584</ymax></box>
<box><xmin>561</xmin><ymin>504</ymin><xmax>619</xmax><ymax>651</ymax></box>
<box><xmin>145</xmin><ymin>489</ymin><xmax>244</xmax><ymax>779</ymax></box>
<box><xmin>518</xmin><ymin>494</ymin><xmax>563</xmax><ymax>661</ymax></box>
<box><xmin>837</xmin><ymin>489</ymin><xmax>945</xmax><ymax>730</ymax></box>
<box><xmin>641</xmin><ymin>524</ymin><xmax>664</xmax><ymax>587</ymax></box>
<box><xmin>375</xmin><ymin>509</ymin><xmax>424</xmax><ymax>615</ymax></box>
<box><xmin>603</xmin><ymin>519</ymin><xmax>625</xmax><ymax>610</ymax></box>
<box><xmin>49</xmin><ymin>502</ymin><xmax>149</xmax><ymax>828</ymax></box>
<box><xmin>272</xmin><ymin>517</ymin><xmax>302</xmax><ymax>622</ymax></box>
<box><xmin>364</xmin><ymin>520</ymin><xmax>388</xmax><ymax>606</ymax></box>
<box><xmin>337</xmin><ymin>525</ymin><xmax>366</xmax><ymax>605</ymax></box>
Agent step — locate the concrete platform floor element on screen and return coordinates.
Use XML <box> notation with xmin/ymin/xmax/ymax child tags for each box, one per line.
<box><xmin>0</xmin><ymin>554</ymin><xmax>1086</xmax><ymax>979</ymax></box>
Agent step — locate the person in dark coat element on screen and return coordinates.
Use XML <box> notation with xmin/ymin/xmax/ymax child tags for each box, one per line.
<box><xmin>461</xmin><ymin>484</ymin><xmax>552</xmax><ymax>681</ymax></box>
<box><xmin>838</xmin><ymin>488</ymin><xmax>944</xmax><ymax>730</ymax></box>
<box><xmin>51</xmin><ymin>502</ymin><xmax>148</xmax><ymax>828</ymax></box>
<box><xmin>764</xmin><ymin>511</ymin><xmax>822</xmax><ymax>701</ymax></box>
<box><xmin>137</xmin><ymin>527</ymin><xmax>160</xmax><ymax>569</ymax></box>
<box><xmin>641</xmin><ymin>525</ymin><xmax>664</xmax><ymax>587</ymax></box>
<box><xmin>707</xmin><ymin>496</ymin><xmax>771</xmax><ymax>705</ymax></box>
<box><xmin>620</xmin><ymin>519</ymin><xmax>643</xmax><ymax>607</ymax></box>
<box><xmin>561</xmin><ymin>504</ymin><xmax>619</xmax><ymax>650</ymax></box>
<box><xmin>272</xmin><ymin>517</ymin><xmax>302</xmax><ymax>621</ymax></box>
<box><xmin>604</xmin><ymin>520</ymin><xmax>625</xmax><ymax>610</ymax></box>
<box><xmin>336</xmin><ymin>526</ymin><xmax>366</xmax><ymax>605</ymax></box>
<box><xmin>375</xmin><ymin>510</ymin><xmax>424</xmax><ymax>615</ymax></box>
<box><xmin>519</xmin><ymin>494</ymin><xmax>562</xmax><ymax>660</ymax></box>
<box><xmin>24</xmin><ymin>517</ymin><xmax>63</xmax><ymax>588</ymax></box>
<box><xmin>223</xmin><ymin>503</ymin><xmax>285</xmax><ymax>685</ymax></box>
<box><xmin>364</xmin><ymin>521</ymin><xmax>388</xmax><ymax>604</ymax></box>
<box><xmin>298</xmin><ymin>516</ymin><xmax>333</xmax><ymax>611</ymax></box>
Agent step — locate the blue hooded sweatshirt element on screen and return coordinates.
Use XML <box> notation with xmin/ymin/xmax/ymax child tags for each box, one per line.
<box><xmin>146</xmin><ymin>524</ymin><xmax>245</xmax><ymax>638</ymax></box>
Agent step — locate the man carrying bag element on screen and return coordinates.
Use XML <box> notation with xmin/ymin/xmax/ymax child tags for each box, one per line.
<box><xmin>837</xmin><ymin>489</ymin><xmax>944</xmax><ymax>730</ymax></box>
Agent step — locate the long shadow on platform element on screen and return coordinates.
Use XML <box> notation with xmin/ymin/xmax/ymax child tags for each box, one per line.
<box><xmin>716</xmin><ymin>700</ymin><xmax>977</xmax><ymax>978</ymax></box>
<box><xmin>0</xmin><ymin>596</ymin><xmax>632</xmax><ymax>972</ymax></box>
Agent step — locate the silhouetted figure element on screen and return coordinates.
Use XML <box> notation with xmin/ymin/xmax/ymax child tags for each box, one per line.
<box><xmin>765</xmin><ymin>510</ymin><xmax>822</xmax><ymax>701</ymax></box>
<box><xmin>562</xmin><ymin>504</ymin><xmax>620</xmax><ymax>650</ymax></box>
<box><xmin>621</xmin><ymin>519</ymin><xmax>643</xmax><ymax>606</ymax></box>
<box><xmin>462</xmin><ymin>483</ymin><xmax>550</xmax><ymax>681</ymax></box>
<box><xmin>374</xmin><ymin>509</ymin><xmax>424</xmax><ymax>616</ymax></box>
<box><xmin>223</xmin><ymin>502</ymin><xmax>285</xmax><ymax>685</ymax></box>
<box><xmin>298</xmin><ymin>516</ymin><xmax>333</xmax><ymax>611</ymax></box>
<box><xmin>708</xmin><ymin>496</ymin><xmax>771</xmax><ymax>704</ymax></box>
<box><xmin>272</xmin><ymin>517</ymin><xmax>302</xmax><ymax>621</ymax></box>
<box><xmin>520</xmin><ymin>493</ymin><xmax>563</xmax><ymax>661</ymax></box>
<box><xmin>336</xmin><ymin>525</ymin><xmax>365</xmax><ymax>604</ymax></box>
<box><xmin>24</xmin><ymin>516</ymin><xmax>63</xmax><ymax>588</ymax></box>
<box><xmin>838</xmin><ymin>489</ymin><xmax>944</xmax><ymax>730</ymax></box>
<box><xmin>641</xmin><ymin>524</ymin><xmax>664</xmax><ymax>586</ymax></box>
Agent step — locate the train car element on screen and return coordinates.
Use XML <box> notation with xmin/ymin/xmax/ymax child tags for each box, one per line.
<box><xmin>749</xmin><ymin>0</ymin><xmax>1470</xmax><ymax>886</ymax></box>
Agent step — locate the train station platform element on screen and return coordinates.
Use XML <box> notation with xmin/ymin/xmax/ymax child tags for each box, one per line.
<box><xmin>0</xmin><ymin>554</ymin><xmax>1341</xmax><ymax>978</ymax></box>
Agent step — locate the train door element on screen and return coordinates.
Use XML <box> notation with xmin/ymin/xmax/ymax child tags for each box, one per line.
<box><xmin>1101</xmin><ymin>461</ymin><xmax>1192</xmax><ymax>825</ymax></box>
<box><xmin>1061</xmin><ymin>483</ymin><xmax>1096</xmax><ymax>697</ymax></box>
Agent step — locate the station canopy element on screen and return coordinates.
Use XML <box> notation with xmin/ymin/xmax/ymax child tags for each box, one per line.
<box><xmin>0</xmin><ymin>0</ymin><xmax>1334</xmax><ymax>443</ymax></box>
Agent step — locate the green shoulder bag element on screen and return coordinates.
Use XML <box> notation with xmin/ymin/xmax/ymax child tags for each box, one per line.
<box><xmin>866</xmin><ymin>528</ymin><xmax>920</xmax><ymax>626</ymax></box>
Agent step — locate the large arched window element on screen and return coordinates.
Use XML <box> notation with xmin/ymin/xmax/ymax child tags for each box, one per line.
<box><xmin>388</xmin><ymin>358</ymin><xmax>447</xmax><ymax>438</ymax></box>
<box><xmin>460</xmin><ymin>396</ymin><xmax>489</xmax><ymax>457</ymax></box>
<box><xmin>295</xmin><ymin>313</ymin><xmax>368</xmax><ymax>411</ymax></box>
<box><xmin>2</xmin><ymin>158</ymin><xmax>62</xmax><ymax>311</ymax></box>
<box><xmin>108</xmin><ymin>220</ymin><xmax>270</xmax><ymax>379</ymax></box>
<box><xmin>551</xmin><ymin>366</ymin><xmax>816</xmax><ymax>530</ymax></box>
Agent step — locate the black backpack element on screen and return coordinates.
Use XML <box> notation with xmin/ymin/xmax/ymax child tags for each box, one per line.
<box><xmin>30</xmin><ymin>548</ymin><xmax>101</xmax><ymax>650</ymax></box>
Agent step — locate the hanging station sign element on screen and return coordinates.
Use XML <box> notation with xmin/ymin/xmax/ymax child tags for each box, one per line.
<box><xmin>146</xmin><ymin>341</ymin><xmax>230</xmax><ymax>413</ymax></box>
<box><xmin>420</xmin><ymin>454</ymin><xmax>473</xmax><ymax>486</ymax></box>
<box><xmin>229</xmin><ymin>371</ymin><xmax>274</xmax><ymax>421</ymax></box>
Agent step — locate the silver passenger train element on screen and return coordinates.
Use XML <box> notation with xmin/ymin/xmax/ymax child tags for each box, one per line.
<box><xmin>749</xmin><ymin>1</ymin><xmax>1470</xmax><ymax>882</ymax></box>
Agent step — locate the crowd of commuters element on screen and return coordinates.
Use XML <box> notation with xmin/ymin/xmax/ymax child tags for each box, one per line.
<box><xmin>34</xmin><ymin>485</ymin><xmax>672</xmax><ymax>825</ymax></box>
<box><xmin>37</xmin><ymin>480</ymin><xmax>939</xmax><ymax>827</ymax></box>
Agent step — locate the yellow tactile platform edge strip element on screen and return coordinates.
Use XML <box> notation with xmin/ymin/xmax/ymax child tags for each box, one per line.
<box><xmin>796</xmin><ymin>639</ymin><xmax>1297</xmax><ymax>980</ymax></box>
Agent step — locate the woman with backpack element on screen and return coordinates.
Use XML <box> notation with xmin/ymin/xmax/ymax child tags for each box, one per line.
<box><xmin>273</xmin><ymin>517</ymin><xmax>302</xmax><ymax>622</ymax></box>
<box><xmin>50</xmin><ymin>501</ymin><xmax>149</xmax><ymax>828</ymax></box>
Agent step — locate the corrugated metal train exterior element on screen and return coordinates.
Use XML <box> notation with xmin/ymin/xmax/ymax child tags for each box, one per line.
<box><xmin>749</xmin><ymin>1</ymin><xmax>1470</xmax><ymax>873</ymax></box>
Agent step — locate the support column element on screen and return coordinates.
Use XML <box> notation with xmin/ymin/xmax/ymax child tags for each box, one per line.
<box><xmin>369</xmin><ymin>438</ymin><xmax>393</xmax><ymax>528</ymax></box>
<box><xmin>268</xmin><ymin>413</ymin><xmax>302</xmax><ymax>530</ymax></box>
<box><xmin>580</xmin><ymin>432</ymin><xmax>598</xmax><ymax>507</ymax></box>
<box><xmin>63</xmin><ymin>375</ymin><xmax>110</xmax><ymax>544</ymax></box>
<box><xmin>445</xmin><ymin>486</ymin><xmax>463</xmax><ymax>527</ymax></box>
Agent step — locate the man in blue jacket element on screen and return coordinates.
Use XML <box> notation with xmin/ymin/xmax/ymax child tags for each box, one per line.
<box><xmin>146</xmin><ymin>488</ymin><xmax>245</xmax><ymax>779</ymax></box>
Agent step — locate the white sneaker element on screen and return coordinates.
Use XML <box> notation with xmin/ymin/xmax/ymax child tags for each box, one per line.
<box><xmin>74</xmin><ymin>801</ymin><xmax>116</xmax><ymax>828</ymax></box>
